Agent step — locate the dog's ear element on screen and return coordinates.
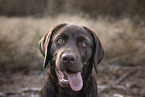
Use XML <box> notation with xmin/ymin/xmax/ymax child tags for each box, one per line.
<box><xmin>38</xmin><ymin>23</ymin><xmax>67</xmax><ymax>68</ymax></box>
<box><xmin>83</xmin><ymin>26</ymin><xmax>104</xmax><ymax>73</ymax></box>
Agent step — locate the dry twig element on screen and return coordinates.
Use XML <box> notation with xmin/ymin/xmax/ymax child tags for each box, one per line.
<box><xmin>113</xmin><ymin>68</ymin><xmax>138</xmax><ymax>85</ymax></box>
<box><xmin>99</xmin><ymin>68</ymin><xmax>138</xmax><ymax>93</ymax></box>
<box><xmin>19</xmin><ymin>87</ymin><xmax>41</xmax><ymax>93</ymax></box>
<box><xmin>0</xmin><ymin>87</ymin><xmax>41</xmax><ymax>97</ymax></box>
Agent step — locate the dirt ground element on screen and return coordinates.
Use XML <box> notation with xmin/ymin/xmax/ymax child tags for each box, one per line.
<box><xmin>0</xmin><ymin>64</ymin><xmax>145</xmax><ymax>97</ymax></box>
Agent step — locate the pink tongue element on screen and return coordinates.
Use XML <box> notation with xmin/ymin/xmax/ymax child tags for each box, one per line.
<box><xmin>65</xmin><ymin>72</ymin><xmax>83</xmax><ymax>91</ymax></box>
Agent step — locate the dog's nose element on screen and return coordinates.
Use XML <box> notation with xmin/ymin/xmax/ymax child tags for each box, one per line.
<box><xmin>61</xmin><ymin>54</ymin><xmax>77</xmax><ymax>64</ymax></box>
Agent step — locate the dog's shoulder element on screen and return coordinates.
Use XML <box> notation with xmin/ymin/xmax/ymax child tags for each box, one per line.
<box><xmin>40</xmin><ymin>73</ymin><xmax>58</xmax><ymax>97</ymax></box>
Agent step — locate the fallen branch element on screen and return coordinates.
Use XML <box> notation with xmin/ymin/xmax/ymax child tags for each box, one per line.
<box><xmin>19</xmin><ymin>87</ymin><xmax>41</xmax><ymax>93</ymax></box>
<box><xmin>0</xmin><ymin>87</ymin><xmax>41</xmax><ymax>97</ymax></box>
<box><xmin>113</xmin><ymin>68</ymin><xmax>138</xmax><ymax>85</ymax></box>
<box><xmin>99</xmin><ymin>68</ymin><xmax>138</xmax><ymax>93</ymax></box>
<box><xmin>99</xmin><ymin>85</ymin><xmax>126</xmax><ymax>93</ymax></box>
<box><xmin>98</xmin><ymin>85</ymin><xmax>126</xmax><ymax>91</ymax></box>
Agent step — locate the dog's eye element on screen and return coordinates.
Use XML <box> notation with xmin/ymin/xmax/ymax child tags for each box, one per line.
<box><xmin>56</xmin><ymin>37</ymin><xmax>64</xmax><ymax>44</ymax></box>
<box><xmin>80</xmin><ymin>41</ymin><xmax>87</xmax><ymax>47</ymax></box>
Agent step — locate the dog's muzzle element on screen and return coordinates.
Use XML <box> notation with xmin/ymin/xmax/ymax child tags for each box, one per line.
<box><xmin>56</xmin><ymin>68</ymin><xmax>83</xmax><ymax>91</ymax></box>
<box><xmin>55</xmin><ymin>51</ymin><xmax>83</xmax><ymax>91</ymax></box>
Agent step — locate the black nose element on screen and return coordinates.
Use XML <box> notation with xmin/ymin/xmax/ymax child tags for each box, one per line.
<box><xmin>61</xmin><ymin>53</ymin><xmax>77</xmax><ymax>64</ymax></box>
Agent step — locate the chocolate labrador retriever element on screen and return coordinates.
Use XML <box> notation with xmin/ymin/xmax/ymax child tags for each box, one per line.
<box><xmin>38</xmin><ymin>23</ymin><xmax>104</xmax><ymax>97</ymax></box>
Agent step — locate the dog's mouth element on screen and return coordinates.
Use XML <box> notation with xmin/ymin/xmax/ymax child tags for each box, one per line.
<box><xmin>56</xmin><ymin>68</ymin><xmax>83</xmax><ymax>91</ymax></box>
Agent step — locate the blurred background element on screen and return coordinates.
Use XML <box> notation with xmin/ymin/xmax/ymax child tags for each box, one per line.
<box><xmin>0</xmin><ymin>0</ymin><xmax>145</xmax><ymax>97</ymax></box>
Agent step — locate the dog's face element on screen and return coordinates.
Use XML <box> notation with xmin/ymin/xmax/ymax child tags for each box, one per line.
<box><xmin>39</xmin><ymin>23</ymin><xmax>104</xmax><ymax>92</ymax></box>
<box><xmin>50</xmin><ymin>25</ymin><xmax>94</xmax><ymax>91</ymax></box>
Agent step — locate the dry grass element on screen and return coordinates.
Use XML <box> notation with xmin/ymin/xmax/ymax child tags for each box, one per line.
<box><xmin>0</xmin><ymin>14</ymin><xmax>144</xmax><ymax>71</ymax></box>
<box><xmin>1</xmin><ymin>0</ymin><xmax>145</xmax><ymax>17</ymax></box>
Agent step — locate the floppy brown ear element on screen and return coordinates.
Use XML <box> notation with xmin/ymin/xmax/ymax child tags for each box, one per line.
<box><xmin>83</xmin><ymin>26</ymin><xmax>104</xmax><ymax>73</ymax></box>
<box><xmin>38</xmin><ymin>23</ymin><xmax>67</xmax><ymax>68</ymax></box>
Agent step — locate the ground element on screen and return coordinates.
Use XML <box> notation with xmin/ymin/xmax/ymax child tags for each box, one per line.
<box><xmin>0</xmin><ymin>64</ymin><xmax>145</xmax><ymax>97</ymax></box>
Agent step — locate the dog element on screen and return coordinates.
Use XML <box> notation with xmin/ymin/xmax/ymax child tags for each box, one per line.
<box><xmin>38</xmin><ymin>23</ymin><xmax>104</xmax><ymax>97</ymax></box>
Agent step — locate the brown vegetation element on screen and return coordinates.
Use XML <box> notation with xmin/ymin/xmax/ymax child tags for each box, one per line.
<box><xmin>0</xmin><ymin>0</ymin><xmax>145</xmax><ymax>17</ymax></box>
<box><xmin>0</xmin><ymin>15</ymin><xmax>144</xmax><ymax>71</ymax></box>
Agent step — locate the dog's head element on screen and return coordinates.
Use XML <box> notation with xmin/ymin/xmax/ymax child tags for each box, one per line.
<box><xmin>38</xmin><ymin>23</ymin><xmax>104</xmax><ymax>91</ymax></box>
